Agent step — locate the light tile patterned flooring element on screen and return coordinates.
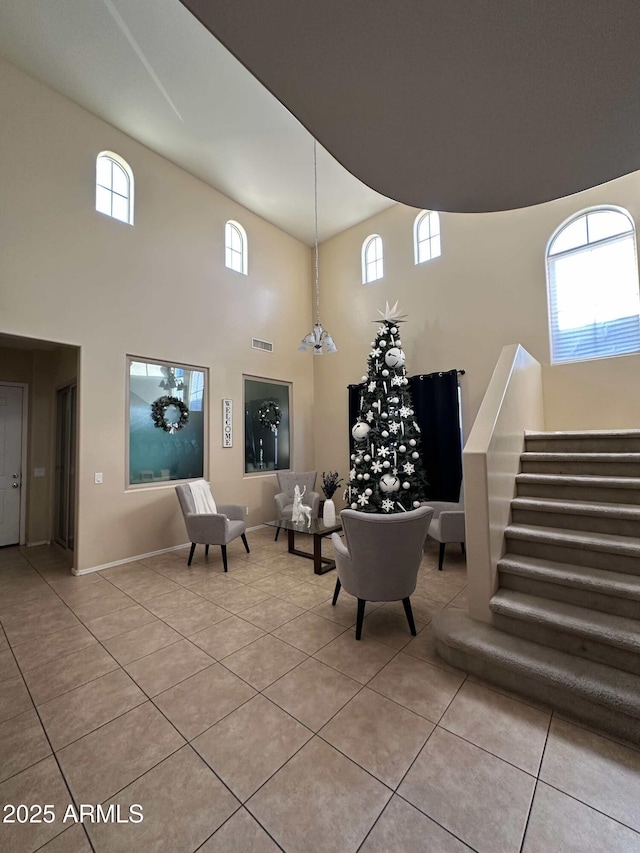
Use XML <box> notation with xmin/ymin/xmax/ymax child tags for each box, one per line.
<box><xmin>1</xmin><ymin>531</ymin><xmax>640</xmax><ymax>852</ymax></box>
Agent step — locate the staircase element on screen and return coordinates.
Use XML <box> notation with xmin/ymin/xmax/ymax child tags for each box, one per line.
<box><xmin>434</xmin><ymin>430</ymin><xmax>640</xmax><ymax>745</ymax></box>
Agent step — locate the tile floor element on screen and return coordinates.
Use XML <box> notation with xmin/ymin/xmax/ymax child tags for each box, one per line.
<box><xmin>1</xmin><ymin>532</ymin><xmax>640</xmax><ymax>852</ymax></box>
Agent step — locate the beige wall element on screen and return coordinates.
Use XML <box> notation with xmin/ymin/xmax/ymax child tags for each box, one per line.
<box><xmin>314</xmin><ymin>172</ymin><xmax>640</xmax><ymax>485</ymax></box>
<box><xmin>0</xmin><ymin>58</ymin><xmax>314</xmax><ymax>570</ymax></box>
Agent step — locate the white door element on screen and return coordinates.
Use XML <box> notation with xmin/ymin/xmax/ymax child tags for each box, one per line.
<box><xmin>0</xmin><ymin>386</ymin><xmax>23</xmax><ymax>546</ymax></box>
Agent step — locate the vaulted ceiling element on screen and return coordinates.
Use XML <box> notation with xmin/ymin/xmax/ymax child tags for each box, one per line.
<box><xmin>0</xmin><ymin>0</ymin><xmax>393</xmax><ymax>246</ymax></box>
<box><xmin>2</xmin><ymin>0</ymin><xmax>639</xmax><ymax>246</ymax></box>
<box><xmin>183</xmin><ymin>0</ymin><xmax>640</xmax><ymax>212</ymax></box>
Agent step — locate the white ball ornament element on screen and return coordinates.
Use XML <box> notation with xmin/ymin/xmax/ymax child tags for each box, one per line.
<box><xmin>381</xmin><ymin>412</ymin><xmax>388</xmax><ymax>420</ymax></box>
<box><xmin>364</xmin><ymin>454</ymin><xmax>371</xmax><ymax>462</ymax></box>
<box><xmin>399</xmin><ymin>445</ymin><xmax>407</xmax><ymax>453</ymax></box>
<box><xmin>357</xmin><ymin>474</ymin><xmax>363</xmax><ymax>480</ymax></box>
<box><xmin>361</xmin><ymin>375</ymin><xmax>367</xmax><ymax>382</ymax></box>
<box><xmin>385</xmin><ymin>347</ymin><xmax>405</xmax><ymax>369</ymax></box>
<box><xmin>379</xmin><ymin>473</ymin><xmax>401</xmax><ymax>493</ymax></box>
<box><xmin>351</xmin><ymin>502</ymin><xmax>358</xmax><ymax>509</ymax></box>
<box><xmin>370</xmin><ymin>341</ymin><xmax>376</xmax><ymax>347</ymax></box>
<box><xmin>381</xmin><ymin>369</ymin><xmax>389</xmax><ymax>377</ymax></box>
<box><xmin>391</xmin><ymin>326</ymin><xmax>398</xmax><ymax>334</ymax></box>
<box><xmin>351</xmin><ymin>454</ymin><xmax>356</xmax><ymax>460</ymax></box>
<box><xmin>403</xmin><ymin>377</ymin><xmax>409</xmax><ymax>385</ymax></box>
<box><xmin>364</xmin><ymin>473</ymin><xmax>370</xmax><ymax>480</ymax></box>
<box><xmin>396</xmin><ymin>339</ymin><xmax>402</xmax><ymax>346</ymax></box>
<box><xmin>379</xmin><ymin>340</ymin><xmax>387</xmax><ymax>347</ymax></box>
<box><xmin>402</xmin><ymin>481</ymin><xmax>411</xmax><ymax>489</ymax></box>
<box><xmin>351</xmin><ymin>422</ymin><xmax>371</xmax><ymax>442</ymax></box>
<box><xmin>409</xmin><ymin>439</ymin><xmax>417</xmax><ymax>446</ymax></box>
<box><xmin>383</xmin><ymin>460</ymin><xmax>391</xmax><ymax>469</ymax></box>
<box><xmin>381</xmin><ymin>430</ymin><xmax>389</xmax><ymax>438</ymax></box>
<box><xmin>413</xmin><ymin>501</ymin><xmax>421</xmax><ymax>508</ymax></box>
<box><xmin>365</xmin><ymin>488</ymin><xmax>373</xmax><ymax>496</ymax></box>
<box><xmin>412</xmin><ymin>451</ymin><xmax>420</xmax><ymax>459</ymax></box>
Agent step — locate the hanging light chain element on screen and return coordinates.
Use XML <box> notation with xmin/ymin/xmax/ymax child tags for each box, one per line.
<box><xmin>314</xmin><ymin>139</ymin><xmax>321</xmax><ymax>325</ymax></box>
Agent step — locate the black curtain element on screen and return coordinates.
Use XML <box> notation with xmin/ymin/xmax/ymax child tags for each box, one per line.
<box><xmin>409</xmin><ymin>369</ymin><xmax>462</xmax><ymax>502</ymax></box>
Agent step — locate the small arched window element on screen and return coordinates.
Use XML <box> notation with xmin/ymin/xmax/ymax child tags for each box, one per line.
<box><xmin>225</xmin><ymin>220</ymin><xmax>248</xmax><ymax>275</ymax></box>
<box><xmin>362</xmin><ymin>235</ymin><xmax>384</xmax><ymax>283</ymax></box>
<box><xmin>95</xmin><ymin>151</ymin><xmax>134</xmax><ymax>225</ymax></box>
<box><xmin>546</xmin><ymin>206</ymin><xmax>640</xmax><ymax>364</ymax></box>
<box><xmin>414</xmin><ymin>210</ymin><xmax>441</xmax><ymax>264</ymax></box>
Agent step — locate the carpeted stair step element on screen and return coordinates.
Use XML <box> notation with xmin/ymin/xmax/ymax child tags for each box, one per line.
<box><xmin>511</xmin><ymin>496</ymin><xmax>640</xmax><ymax>537</ymax></box>
<box><xmin>432</xmin><ymin>608</ymin><xmax>640</xmax><ymax>745</ymax></box>
<box><xmin>515</xmin><ymin>473</ymin><xmax>640</xmax><ymax>505</ymax></box>
<box><xmin>520</xmin><ymin>452</ymin><xmax>640</xmax><ymax>477</ymax></box>
<box><xmin>498</xmin><ymin>553</ymin><xmax>640</xmax><ymax>619</ymax></box>
<box><xmin>525</xmin><ymin>429</ymin><xmax>640</xmax><ymax>454</ymax></box>
<box><xmin>490</xmin><ymin>589</ymin><xmax>640</xmax><ymax>676</ymax></box>
<box><xmin>505</xmin><ymin>523</ymin><xmax>640</xmax><ymax>575</ymax></box>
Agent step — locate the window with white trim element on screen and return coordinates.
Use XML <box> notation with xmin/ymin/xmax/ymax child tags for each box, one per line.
<box><xmin>96</xmin><ymin>151</ymin><xmax>134</xmax><ymax>225</ymax></box>
<box><xmin>362</xmin><ymin>235</ymin><xmax>384</xmax><ymax>283</ymax></box>
<box><xmin>414</xmin><ymin>210</ymin><xmax>441</xmax><ymax>264</ymax></box>
<box><xmin>546</xmin><ymin>207</ymin><xmax>640</xmax><ymax>364</ymax></box>
<box><xmin>225</xmin><ymin>220</ymin><xmax>248</xmax><ymax>274</ymax></box>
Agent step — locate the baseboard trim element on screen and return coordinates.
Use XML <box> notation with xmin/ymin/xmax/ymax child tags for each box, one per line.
<box><xmin>26</xmin><ymin>540</ymin><xmax>50</xmax><ymax>547</ymax></box>
<box><xmin>73</xmin><ymin>524</ymin><xmax>269</xmax><ymax>575</ymax></box>
<box><xmin>73</xmin><ymin>543</ymin><xmax>192</xmax><ymax>576</ymax></box>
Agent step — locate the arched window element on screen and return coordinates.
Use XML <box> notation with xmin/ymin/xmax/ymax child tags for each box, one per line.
<box><xmin>225</xmin><ymin>220</ymin><xmax>248</xmax><ymax>274</ymax></box>
<box><xmin>414</xmin><ymin>210</ymin><xmax>441</xmax><ymax>264</ymax></box>
<box><xmin>95</xmin><ymin>151</ymin><xmax>134</xmax><ymax>225</ymax></box>
<box><xmin>362</xmin><ymin>235</ymin><xmax>384</xmax><ymax>283</ymax></box>
<box><xmin>546</xmin><ymin>207</ymin><xmax>640</xmax><ymax>364</ymax></box>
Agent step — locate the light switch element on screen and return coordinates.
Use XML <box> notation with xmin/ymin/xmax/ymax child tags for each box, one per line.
<box><xmin>94</xmin><ymin>473</ymin><xmax>103</xmax><ymax>484</ymax></box>
<box><xmin>34</xmin><ymin>468</ymin><xmax>45</xmax><ymax>478</ymax></box>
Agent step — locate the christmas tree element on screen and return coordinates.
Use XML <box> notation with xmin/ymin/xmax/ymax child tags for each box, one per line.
<box><xmin>346</xmin><ymin>302</ymin><xmax>428</xmax><ymax>513</ymax></box>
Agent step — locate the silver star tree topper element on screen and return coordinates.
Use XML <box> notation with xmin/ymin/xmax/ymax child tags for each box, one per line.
<box><xmin>374</xmin><ymin>300</ymin><xmax>408</xmax><ymax>323</ymax></box>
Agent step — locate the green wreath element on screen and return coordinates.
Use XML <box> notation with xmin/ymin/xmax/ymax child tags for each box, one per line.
<box><xmin>150</xmin><ymin>396</ymin><xmax>189</xmax><ymax>434</ymax></box>
<box><xmin>257</xmin><ymin>398</ymin><xmax>281</xmax><ymax>433</ymax></box>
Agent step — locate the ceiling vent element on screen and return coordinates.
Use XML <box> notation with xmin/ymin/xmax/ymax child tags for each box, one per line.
<box><xmin>251</xmin><ymin>338</ymin><xmax>274</xmax><ymax>353</ymax></box>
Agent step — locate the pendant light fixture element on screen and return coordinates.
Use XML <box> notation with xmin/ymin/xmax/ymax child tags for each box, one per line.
<box><xmin>298</xmin><ymin>140</ymin><xmax>337</xmax><ymax>355</ymax></box>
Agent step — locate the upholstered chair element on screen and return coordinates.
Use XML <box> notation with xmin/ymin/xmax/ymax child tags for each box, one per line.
<box><xmin>175</xmin><ymin>483</ymin><xmax>249</xmax><ymax>571</ymax></box>
<box><xmin>273</xmin><ymin>471</ymin><xmax>320</xmax><ymax>540</ymax></box>
<box><xmin>425</xmin><ymin>484</ymin><xmax>465</xmax><ymax>570</ymax></box>
<box><xmin>331</xmin><ymin>506</ymin><xmax>433</xmax><ymax>640</ymax></box>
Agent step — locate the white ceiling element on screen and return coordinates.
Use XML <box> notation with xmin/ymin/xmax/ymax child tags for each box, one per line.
<box><xmin>0</xmin><ymin>0</ymin><xmax>394</xmax><ymax>245</ymax></box>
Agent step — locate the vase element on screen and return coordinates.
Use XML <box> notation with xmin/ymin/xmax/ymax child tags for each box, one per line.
<box><xmin>322</xmin><ymin>497</ymin><xmax>336</xmax><ymax>526</ymax></box>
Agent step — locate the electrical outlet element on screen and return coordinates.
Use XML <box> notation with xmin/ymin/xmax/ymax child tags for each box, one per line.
<box><xmin>94</xmin><ymin>473</ymin><xmax>103</xmax><ymax>484</ymax></box>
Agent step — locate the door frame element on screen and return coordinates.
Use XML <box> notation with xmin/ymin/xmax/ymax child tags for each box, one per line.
<box><xmin>0</xmin><ymin>381</ymin><xmax>29</xmax><ymax>546</ymax></box>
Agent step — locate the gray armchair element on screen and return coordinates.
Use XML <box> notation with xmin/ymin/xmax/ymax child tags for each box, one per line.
<box><xmin>273</xmin><ymin>471</ymin><xmax>320</xmax><ymax>541</ymax></box>
<box><xmin>331</xmin><ymin>506</ymin><xmax>433</xmax><ymax>640</ymax></box>
<box><xmin>426</xmin><ymin>485</ymin><xmax>465</xmax><ymax>571</ymax></box>
<box><xmin>175</xmin><ymin>483</ymin><xmax>249</xmax><ymax>571</ymax></box>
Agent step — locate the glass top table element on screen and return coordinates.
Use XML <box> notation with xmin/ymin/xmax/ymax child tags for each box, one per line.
<box><xmin>264</xmin><ymin>517</ymin><xmax>342</xmax><ymax>574</ymax></box>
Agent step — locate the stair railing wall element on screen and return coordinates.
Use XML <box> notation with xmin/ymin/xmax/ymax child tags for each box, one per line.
<box><xmin>463</xmin><ymin>345</ymin><xmax>544</xmax><ymax>622</ymax></box>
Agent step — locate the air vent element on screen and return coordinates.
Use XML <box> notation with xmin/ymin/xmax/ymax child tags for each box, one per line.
<box><xmin>251</xmin><ymin>338</ymin><xmax>274</xmax><ymax>353</ymax></box>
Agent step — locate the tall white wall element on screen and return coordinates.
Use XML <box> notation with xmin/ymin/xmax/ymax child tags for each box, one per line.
<box><xmin>0</xmin><ymin>57</ymin><xmax>314</xmax><ymax>570</ymax></box>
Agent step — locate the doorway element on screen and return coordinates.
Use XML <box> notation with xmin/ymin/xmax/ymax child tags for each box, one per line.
<box><xmin>0</xmin><ymin>333</ymin><xmax>79</xmax><ymax>558</ymax></box>
<box><xmin>0</xmin><ymin>384</ymin><xmax>27</xmax><ymax>547</ymax></box>
<box><xmin>54</xmin><ymin>383</ymin><xmax>77</xmax><ymax>552</ymax></box>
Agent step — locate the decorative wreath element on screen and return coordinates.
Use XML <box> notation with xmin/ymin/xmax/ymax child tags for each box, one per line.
<box><xmin>150</xmin><ymin>396</ymin><xmax>189</xmax><ymax>434</ymax></box>
<box><xmin>257</xmin><ymin>398</ymin><xmax>281</xmax><ymax>433</ymax></box>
